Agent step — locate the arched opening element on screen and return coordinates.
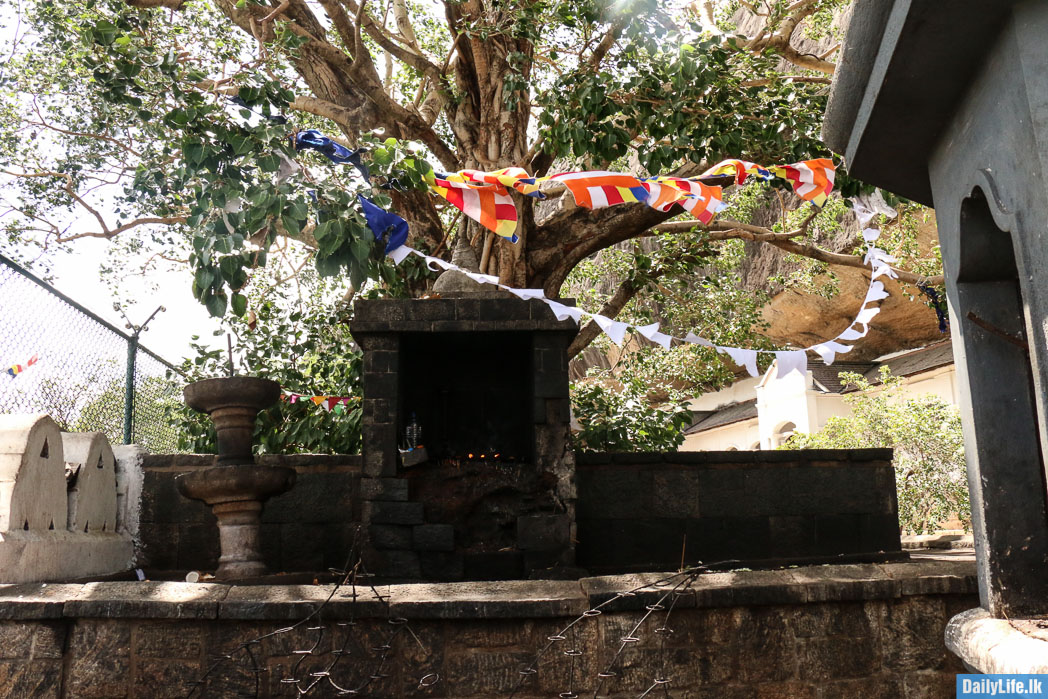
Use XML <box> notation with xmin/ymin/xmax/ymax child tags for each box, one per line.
<box><xmin>772</xmin><ymin>421</ymin><xmax>796</xmax><ymax>448</ymax></box>
<box><xmin>725</xmin><ymin>445</ymin><xmax>739</xmax><ymax>452</ymax></box>
<box><xmin>750</xmin><ymin>441</ymin><xmax>761</xmax><ymax>451</ymax></box>
<box><xmin>953</xmin><ymin>186</ymin><xmax>1048</xmax><ymax>615</ymax></box>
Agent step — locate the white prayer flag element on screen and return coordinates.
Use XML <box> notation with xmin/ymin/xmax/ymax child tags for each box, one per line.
<box><xmin>637</xmin><ymin>322</ymin><xmax>673</xmax><ymax>349</ymax></box>
<box><xmin>774</xmin><ymin>350</ymin><xmax>808</xmax><ymax>378</ymax></box>
<box><xmin>718</xmin><ymin>346</ymin><xmax>759</xmax><ymax>377</ymax></box>
<box><xmin>594</xmin><ymin>315</ymin><xmax>630</xmax><ymax>346</ymax></box>
<box><xmin>810</xmin><ymin>340</ymin><xmax>854</xmax><ymax>365</ymax></box>
<box><xmin>684</xmin><ymin>332</ymin><xmax>715</xmax><ymax>348</ymax></box>
<box><xmin>387</xmin><ymin>245</ymin><xmax>412</xmax><ymax>265</ymax></box>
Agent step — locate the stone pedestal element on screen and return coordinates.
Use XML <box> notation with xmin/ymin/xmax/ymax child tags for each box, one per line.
<box><xmin>946</xmin><ymin>607</ymin><xmax>1048</xmax><ymax>674</ymax></box>
<box><xmin>176</xmin><ymin>377</ymin><xmax>294</xmax><ymax>579</ymax></box>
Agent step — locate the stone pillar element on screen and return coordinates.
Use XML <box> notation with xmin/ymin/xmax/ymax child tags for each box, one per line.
<box><xmin>522</xmin><ymin>330</ymin><xmax>576</xmax><ymax>571</ymax></box>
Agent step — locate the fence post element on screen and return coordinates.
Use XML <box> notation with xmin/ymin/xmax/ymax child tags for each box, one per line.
<box><xmin>124</xmin><ymin>334</ymin><xmax>138</xmax><ymax>444</ymax></box>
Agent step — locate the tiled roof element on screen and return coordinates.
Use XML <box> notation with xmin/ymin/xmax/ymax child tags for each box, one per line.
<box><xmin>858</xmin><ymin>340</ymin><xmax>954</xmax><ymax>387</ymax></box>
<box><xmin>809</xmin><ymin>360</ymin><xmax>876</xmax><ymax>393</ymax></box>
<box><xmin>683</xmin><ymin>399</ymin><xmax>758</xmax><ymax>434</ymax></box>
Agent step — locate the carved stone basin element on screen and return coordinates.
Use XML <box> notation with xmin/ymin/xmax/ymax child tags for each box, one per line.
<box><xmin>183</xmin><ymin>376</ymin><xmax>281</xmax><ymax>466</ymax></box>
<box><xmin>177</xmin><ymin>376</ymin><xmax>294</xmax><ymax>579</ymax></box>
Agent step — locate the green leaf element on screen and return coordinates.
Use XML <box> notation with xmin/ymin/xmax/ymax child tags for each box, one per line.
<box><xmin>257</xmin><ymin>153</ymin><xmax>281</xmax><ymax>172</ymax></box>
<box><xmin>90</xmin><ymin>20</ymin><xmax>119</xmax><ymax>46</ymax></box>
<box><xmin>194</xmin><ymin>267</ymin><xmax>214</xmax><ymax>290</ymax></box>
<box><xmin>232</xmin><ymin>293</ymin><xmax>248</xmax><ymax>317</ymax></box>
<box><xmin>205</xmin><ymin>292</ymin><xmax>228</xmax><ymax>317</ymax></box>
<box><xmin>183</xmin><ymin>140</ymin><xmax>205</xmax><ymax>165</ymax></box>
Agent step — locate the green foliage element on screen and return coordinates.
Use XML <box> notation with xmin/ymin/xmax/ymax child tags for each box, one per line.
<box><xmin>539</xmin><ymin>36</ymin><xmax>828</xmax><ymax>173</ymax></box>
<box><xmin>784</xmin><ymin>369</ymin><xmax>970</xmax><ymax>534</ymax></box>
<box><xmin>565</xmin><ymin>225</ymin><xmax>772</xmax><ymax>396</ymax></box>
<box><xmin>0</xmin><ymin>0</ymin><xmax>432</xmax><ymax>313</ymax></box>
<box><xmin>75</xmin><ymin>375</ymin><xmax>182</xmax><ymax>453</ymax></box>
<box><xmin>571</xmin><ymin>372</ymin><xmax>692</xmax><ymax>452</ymax></box>
<box><xmin>170</xmin><ymin>278</ymin><xmax>363</xmax><ymax>454</ymax></box>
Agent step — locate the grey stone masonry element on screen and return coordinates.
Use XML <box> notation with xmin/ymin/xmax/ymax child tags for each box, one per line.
<box><xmin>350</xmin><ymin>297</ymin><xmax>579</xmax><ymax>582</ymax></box>
<box><xmin>0</xmin><ymin>560</ymin><xmax>977</xmax><ymax>698</ymax></box>
<box><xmin>822</xmin><ymin>0</ymin><xmax>1048</xmax><ymax>617</ymax></box>
<box><xmin>575</xmin><ymin>449</ymin><xmax>903</xmax><ymax>574</ymax></box>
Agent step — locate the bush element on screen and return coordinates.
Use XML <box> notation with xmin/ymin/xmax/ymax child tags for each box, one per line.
<box><xmin>784</xmin><ymin>368</ymin><xmax>970</xmax><ymax>534</ymax></box>
<box><xmin>571</xmin><ymin>372</ymin><xmax>692</xmax><ymax>452</ymax></box>
<box><xmin>170</xmin><ymin>296</ymin><xmax>362</xmax><ymax>455</ymax></box>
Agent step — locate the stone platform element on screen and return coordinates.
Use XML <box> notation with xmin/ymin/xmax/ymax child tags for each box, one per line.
<box><xmin>0</xmin><ymin>558</ymin><xmax>976</xmax><ymax>697</ymax></box>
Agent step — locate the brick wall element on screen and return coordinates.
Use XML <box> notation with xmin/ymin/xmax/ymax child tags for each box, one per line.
<box><xmin>577</xmin><ymin>449</ymin><xmax>903</xmax><ymax>573</ymax></box>
<box><xmin>137</xmin><ymin>454</ymin><xmax>361</xmax><ymax>573</ymax></box>
<box><xmin>0</xmin><ymin>560</ymin><xmax>976</xmax><ymax>698</ymax></box>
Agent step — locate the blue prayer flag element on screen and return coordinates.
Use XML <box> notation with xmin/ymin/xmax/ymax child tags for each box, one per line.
<box><xmin>358</xmin><ymin>195</ymin><xmax>408</xmax><ymax>253</ymax></box>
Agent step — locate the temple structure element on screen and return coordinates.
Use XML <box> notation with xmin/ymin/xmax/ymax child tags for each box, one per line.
<box><xmin>822</xmin><ymin>0</ymin><xmax>1048</xmax><ymax>672</ymax></box>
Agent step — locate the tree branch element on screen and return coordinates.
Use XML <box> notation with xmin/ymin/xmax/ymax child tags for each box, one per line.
<box><xmin>657</xmin><ymin>218</ymin><xmax>944</xmax><ymax>285</ymax></box>
<box><xmin>125</xmin><ymin>0</ymin><xmax>186</xmax><ymax>8</ymax></box>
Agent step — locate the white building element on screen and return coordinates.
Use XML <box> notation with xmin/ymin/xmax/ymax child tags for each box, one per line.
<box><xmin>682</xmin><ymin>340</ymin><xmax>956</xmax><ymax>451</ymax></box>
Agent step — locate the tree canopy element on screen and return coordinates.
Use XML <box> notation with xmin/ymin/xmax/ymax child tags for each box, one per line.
<box><xmin>0</xmin><ymin>0</ymin><xmax>941</xmax><ymax>364</ymax></box>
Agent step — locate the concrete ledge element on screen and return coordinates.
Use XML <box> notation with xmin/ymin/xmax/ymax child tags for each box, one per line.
<box><xmin>902</xmin><ymin>533</ymin><xmax>974</xmax><ymax>550</ymax></box>
<box><xmin>63</xmin><ymin>581</ymin><xmax>228</xmax><ymax>619</ymax></box>
<box><xmin>946</xmin><ymin>607</ymin><xmax>1048</xmax><ymax>674</ymax></box>
<box><xmin>0</xmin><ymin>559</ymin><xmax>977</xmax><ymax>622</ymax></box>
<box><xmin>0</xmin><ymin>531</ymin><xmax>134</xmax><ymax>584</ymax></box>
<box><xmin>388</xmin><ymin>580</ymin><xmax>588</xmax><ymax>619</ymax></box>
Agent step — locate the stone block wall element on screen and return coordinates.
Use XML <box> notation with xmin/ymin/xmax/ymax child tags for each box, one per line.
<box><xmin>137</xmin><ymin>454</ymin><xmax>361</xmax><ymax>573</ymax></box>
<box><xmin>351</xmin><ymin>297</ymin><xmax>578</xmax><ymax>581</ymax></box>
<box><xmin>0</xmin><ymin>560</ymin><xmax>977</xmax><ymax>697</ymax></box>
<box><xmin>577</xmin><ymin>449</ymin><xmax>903</xmax><ymax>573</ymax></box>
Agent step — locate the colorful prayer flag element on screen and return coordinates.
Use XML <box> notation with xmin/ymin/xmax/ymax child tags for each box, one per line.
<box><xmin>428</xmin><ymin>171</ymin><xmax>519</xmax><ymax>241</ymax></box>
<box><xmin>358</xmin><ymin>195</ymin><xmax>409</xmax><ymax>253</ymax></box>
<box><xmin>459</xmin><ymin>167</ymin><xmax>545</xmax><ymax>198</ymax></box>
<box><xmin>701</xmin><ymin>159</ymin><xmax>772</xmax><ymax>184</ymax></box>
<box><xmin>769</xmin><ymin>158</ymin><xmax>835</xmax><ymax>208</ymax></box>
<box><xmin>643</xmin><ymin>177</ymin><xmax>726</xmax><ymax>225</ymax></box>
<box><xmin>550</xmin><ymin>171</ymin><xmax>649</xmax><ymax>209</ymax></box>
<box><xmin>6</xmin><ymin>354</ymin><xmax>38</xmax><ymax>378</ymax></box>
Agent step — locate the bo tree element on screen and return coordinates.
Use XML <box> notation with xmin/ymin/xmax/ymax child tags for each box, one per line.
<box><xmin>0</xmin><ymin>0</ymin><xmax>936</xmax><ymax>357</ymax></box>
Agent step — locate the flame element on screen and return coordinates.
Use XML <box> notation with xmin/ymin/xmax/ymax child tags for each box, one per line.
<box><xmin>468</xmin><ymin>453</ymin><xmax>474</xmax><ymax>459</ymax></box>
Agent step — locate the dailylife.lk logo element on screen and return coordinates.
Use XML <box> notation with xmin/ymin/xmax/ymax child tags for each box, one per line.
<box><xmin>958</xmin><ymin>675</ymin><xmax>1048</xmax><ymax>697</ymax></box>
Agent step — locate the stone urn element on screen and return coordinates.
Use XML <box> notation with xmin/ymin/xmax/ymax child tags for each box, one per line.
<box><xmin>176</xmin><ymin>377</ymin><xmax>295</xmax><ymax>579</ymax></box>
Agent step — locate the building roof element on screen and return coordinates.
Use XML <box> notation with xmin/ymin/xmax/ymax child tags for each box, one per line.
<box><xmin>810</xmin><ymin>360</ymin><xmax>876</xmax><ymax>393</ymax></box>
<box><xmin>856</xmin><ymin>339</ymin><xmax>954</xmax><ymax>388</ymax></box>
<box><xmin>683</xmin><ymin>399</ymin><xmax>758</xmax><ymax>435</ymax></box>
<box><xmin>686</xmin><ymin>340</ymin><xmax>955</xmax><ymax>435</ymax></box>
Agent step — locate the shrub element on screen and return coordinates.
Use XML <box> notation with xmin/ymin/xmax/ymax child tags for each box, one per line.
<box><xmin>571</xmin><ymin>372</ymin><xmax>692</xmax><ymax>452</ymax></box>
<box><xmin>784</xmin><ymin>368</ymin><xmax>969</xmax><ymax>534</ymax></box>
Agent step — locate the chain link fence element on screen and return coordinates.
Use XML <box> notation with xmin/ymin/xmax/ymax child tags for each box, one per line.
<box><xmin>0</xmin><ymin>254</ymin><xmax>185</xmax><ymax>452</ymax></box>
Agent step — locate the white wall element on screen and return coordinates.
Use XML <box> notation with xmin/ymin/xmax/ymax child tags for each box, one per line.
<box><xmin>682</xmin><ymin>418</ymin><xmax>761</xmax><ymax>451</ymax></box>
<box><xmin>756</xmin><ymin>366</ymin><xmax>812</xmax><ymax>449</ymax></box>
<box><xmin>682</xmin><ymin>360</ymin><xmax>959</xmax><ymax>451</ymax></box>
<box><xmin>687</xmin><ymin>376</ymin><xmax>761</xmax><ymax>412</ymax></box>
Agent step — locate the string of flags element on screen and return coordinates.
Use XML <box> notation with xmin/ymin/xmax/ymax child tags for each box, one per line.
<box><xmin>6</xmin><ymin>354</ymin><xmax>38</xmax><ymax>378</ymax></box>
<box><xmin>290</xmin><ymin>129</ymin><xmax>895</xmax><ymax>381</ymax></box>
<box><xmin>280</xmin><ymin>391</ymin><xmax>358</xmax><ymax>414</ymax></box>
<box><xmin>425</xmin><ymin>158</ymin><xmax>834</xmax><ymax>241</ymax></box>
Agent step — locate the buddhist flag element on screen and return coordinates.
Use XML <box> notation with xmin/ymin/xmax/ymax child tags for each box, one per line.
<box><xmin>551</xmin><ymin>171</ymin><xmax>649</xmax><ymax>209</ymax></box>
<box><xmin>460</xmin><ymin>167</ymin><xmax>544</xmax><ymax>198</ymax></box>
<box><xmin>769</xmin><ymin>159</ymin><xmax>836</xmax><ymax>208</ymax></box>
<box><xmin>428</xmin><ymin>171</ymin><xmax>519</xmax><ymax>241</ymax></box>
<box><xmin>6</xmin><ymin>354</ymin><xmax>38</xmax><ymax>378</ymax></box>
<box><xmin>701</xmin><ymin>159</ymin><xmax>772</xmax><ymax>184</ymax></box>
<box><xmin>644</xmin><ymin>177</ymin><xmax>726</xmax><ymax>225</ymax></box>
